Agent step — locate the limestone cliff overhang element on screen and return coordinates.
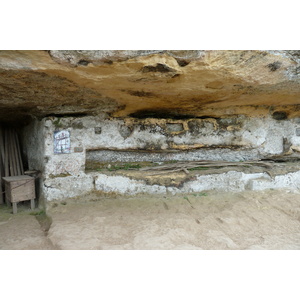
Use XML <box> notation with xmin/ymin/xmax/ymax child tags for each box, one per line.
<box><xmin>0</xmin><ymin>50</ymin><xmax>300</xmax><ymax>123</ymax></box>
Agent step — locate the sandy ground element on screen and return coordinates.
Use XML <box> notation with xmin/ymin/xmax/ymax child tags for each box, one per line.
<box><xmin>0</xmin><ymin>205</ymin><xmax>55</xmax><ymax>250</ymax></box>
<box><xmin>1</xmin><ymin>189</ymin><xmax>300</xmax><ymax>250</ymax></box>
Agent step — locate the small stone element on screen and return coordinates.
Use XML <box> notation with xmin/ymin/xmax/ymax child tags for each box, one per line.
<box><xmin>166</xmin><ymin>123</ymin><xmax>184</xmax><ymax>132</ymax></box>
<box><xmin>296</xmin><ymin>128</ymin><xmax>300</xmax><ymax>136</ymax></box>
<box><xmin>94</xmin><ymin>127</ymin><xmax>102</xmax><ymax>134</ymax></box>
<box><xmin>293</xmin><ymin>117</ymin><xmax>300</xmax><ymax>124</ymax></box>
<box><xmin>119</xmin><ymin>125</ymin><xmax>133</xmax><ymax>139</ymax></box>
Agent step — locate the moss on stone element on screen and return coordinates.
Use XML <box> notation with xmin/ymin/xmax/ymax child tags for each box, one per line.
<box><xmin>49</xmin><ymin>173</ymin><xmax>71</xmax><ymax>179</ymax></box>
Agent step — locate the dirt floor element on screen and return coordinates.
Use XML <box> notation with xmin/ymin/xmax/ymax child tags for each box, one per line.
<box><xmin>1</xmin><ymin>189</ymin><xmax>300</xmax><ymax>250</ymax></box>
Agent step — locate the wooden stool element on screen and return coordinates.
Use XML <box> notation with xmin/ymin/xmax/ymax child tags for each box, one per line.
<box><xmin>2</xmin><ymin>175</ymin><xmax>36</xmax><ymax>214</ymax></box>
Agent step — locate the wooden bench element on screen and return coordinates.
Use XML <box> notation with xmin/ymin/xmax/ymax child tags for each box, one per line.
<box><xmin>3</xmin><ymin>175</ymin><xmax>36</xmax><ymax>214</ymax></box>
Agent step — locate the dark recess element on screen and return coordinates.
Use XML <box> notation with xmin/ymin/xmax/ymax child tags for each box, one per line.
<box><xmin>129</xmin><ymin>109</ymin><xmax>216</xmax><ymax>120</ymax></box>
<box><xmin>267</xmin><ymin>61</ymin><xmax>282</xmax><ymax>72</ymax></box>
<box><xmin>103</xmin><ymin>59</ymin><xmax>113</xmax><ymax>65</ymax></box>
<box><xmin>94</xmin><ymin>127</ymin><xmax>102</xmax><ymax>134</ymax></box>
<box><xmin>141</xmin><ymin>63</ymin><xmax>176</xmax><ymax>73</ymax></box>
<box><xmin>0</xmin><ymin>111</ymin><xmax>34</xmax><ymax>126</ymax></box>
<box><xmin>77</xmin><ymin>60</ymin><xmax>91</xmax><ymax>66</ymax></box>
<box><xmin>127</xmin><ymin>90</ymin><xmax>155</xmax><ymax>97</ymax></box>
<box><xmin>175</xmin><ymin>58</ymin><xmax>190</xmax><ymax>67</ymax></box>
<box><xmin>272</xmin><ymin>111</ymin><xmax>288</xmax><ymax>120</ymax></box>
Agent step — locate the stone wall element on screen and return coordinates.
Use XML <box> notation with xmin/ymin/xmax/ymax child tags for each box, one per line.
<box><xmin>22</xmin><ymin>118</ymin><xmax>46</xmax><ymax>206</ymax></box>
<box><xmin>23</xmin><ymin>115</ymin><xmax>300</xmax><ymax>202</ymax></box>
<box><xmin>22</xmin><ymin>117</ymin><xmax>45</xmax><ymax>172</ymax></box>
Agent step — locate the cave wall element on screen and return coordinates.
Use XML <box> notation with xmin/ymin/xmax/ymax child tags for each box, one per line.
<box><xmin>21</xmin><ymin>118</ymin><xmax>46</xmax><ymax>207</ymax></box>
<box><xmin>24</xmin><ymin>114</ymin><xmax>300</xmax><ymax>201</ymax></box>
<box><xmin>22</xmin><ymin>118</ymin><xmax>45</xmax><ymax>172</ymax></box>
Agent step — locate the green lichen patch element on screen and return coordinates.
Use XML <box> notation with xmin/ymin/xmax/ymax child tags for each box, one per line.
<box><xmin>52</xmin><ymin>118</ymin><xmax>63</xmax><ymax>128</ymax></box>
<box><xmin>107</xmin><ymin>163</ymin><xmax>142</xmax><ymax>171</ymax></box>
<box><xmin>85</xmin><ymin>161</ymin><xmax>159</xmax><ymax>172</ymax></box>
<box><xmin>49</xmin><ymin>173</ymin><xmax>71</xmax><ymax>179</ymax></box>
<box><xmin>29</xmin><ymin>209</ymin><xmax>46</xmax><ymax>216</ymax></box>
<box><xmin>188</xmin><ymin>167</ymin><xmax>210</xmax><ymax>171</ymax></box>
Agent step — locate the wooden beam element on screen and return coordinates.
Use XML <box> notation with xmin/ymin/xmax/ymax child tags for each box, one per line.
<box><xmin>15</xmin><ymin>130</ymin><xmax>24</xmax><ymax>175</ymax></box>
<box><xmin>4</xmin><ymin>128</ymin><xmax>10</xmax><ymax>176</ymax></box>
<box><xmin>0</xmin><ymin>126</ymin><xmax>4</xmax><ymax>204</ymax></box>
<box><xmin>12</xmin><ymin>130</ymin><xmax>21</xmax><ymax>175</ymax></box>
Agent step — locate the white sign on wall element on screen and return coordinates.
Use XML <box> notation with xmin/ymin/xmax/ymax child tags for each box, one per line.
<box><xmin>54</xmin><ymin>130</ymin><xmax>71</xmax><ymax>154</ymax></box>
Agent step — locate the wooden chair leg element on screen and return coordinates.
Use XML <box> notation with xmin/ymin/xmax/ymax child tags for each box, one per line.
<box><xmin>30</xmin><ymin>199</ymin><xmax>35</xmax><ymax>210</ymax></box>
<box><xmin>12</xmin><ymin>202</ymin><xmax>17</xmax><ymax>214</ymax></box>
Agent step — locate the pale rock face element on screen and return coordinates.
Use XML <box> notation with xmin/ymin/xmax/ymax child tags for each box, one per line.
<box><xmin>2</xmin><ymin>50</ymin><xmax>300</xmax><ymax>202</ymax></box>
<box><xmin>21</xmin><ymin>115</ymin><xmax>300</xmax><ymax>202</ymax></box>
<box><xmin>0</xmin><ymin>50</ymin><xmax>300</xmax><ymax>123</ymax></box>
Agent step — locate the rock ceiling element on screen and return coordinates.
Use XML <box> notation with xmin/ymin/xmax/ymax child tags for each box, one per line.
<box><xmin>0</xmin><ymin>50</ymin><xmax>300</xmax><ymax>123</ymax></box>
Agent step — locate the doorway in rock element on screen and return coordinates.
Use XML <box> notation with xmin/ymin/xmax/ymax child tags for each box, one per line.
<box><xmin>0</xmin><ymin>122</ymin><xmax>41</xmax><ymax>211</ymax></box>
<box><xmin>0</xmin><ymin>125</ymin><xmax>25</xmax><ymax>205</ymax></box>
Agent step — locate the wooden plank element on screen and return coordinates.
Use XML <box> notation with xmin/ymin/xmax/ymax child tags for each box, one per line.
<box><xmin>4</xmin><ymin>128</ymin><xmax>9</xmax><ymax>177</ymax></box>
<box><xmin>9</xmin><ymin>129</ymin><xmax>18</xmax><ymax>176</ymax></box>
<box><xmin>0</xmin><ymin>126</ymin><xmax>5</xmax><ymax>166</ymax></box>
<box><xmin>4</xmin><ymin>181</ymin><xmax>11</xmax><ymax>203</ymax></box>
<box><xmin>9</xmin><ymin>129</ymin><xmax>19</xmax><ymax>176</ymax></box>
<box><xmin>3</xmin><ymin>175</ymin><xmax>33</xmax><ymax>182</ymax></box>
<box><xmin>0</xmin><ymin>149</ymin><xmax>2</xmax><ymax>205</ymax></box>
<box><xmin>3</xmin><ymin>176</ymin><xmax>35</xmax><ymax>203</ymax></box>
<box><xmin>12</xmin><ymin>130</ymin><xmax>21</xmax><ymax>175</ymax></box>
<box><xmin>7</xmin><ymin>129</ymin><xmax>15</xmax><ymax>176</ymax></box>
<box><xmin>139</xmin><ymin>160</ymin><xmax>274</xmax><ymax>175</ymax></box>
<box><xmin>14</xmin><ymin>129</ymin><xmax>24</xmax><ymax>175</ymax></box>
<box><xmin>3</xmin><ymin>128</ymin><xmax>11</xmax><ymax>207</ymax></box>
<box><xmin>0</xmin><ymin>125</ymin><xmax>3</xmax><ymax>205</ymax></box>
<box><xmin>11</xmin><ymin>182</ymin><xmax>35</xmax><ymax>201</ymax></box>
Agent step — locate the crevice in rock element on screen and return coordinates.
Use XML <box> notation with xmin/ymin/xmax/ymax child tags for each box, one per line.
<box><xmin>175</xmin><ymin>58</ymin><xmax>190</xmax><ymax>67</ymax></box>
<box><xmin>124</xmin><ymin>90</ymin><xmax>156</xmax><ymax>98</ymax></box>
<box><xmin>141</xmin><ymin>63</ymin><xmax>176</xmax><ymax>73</ymax></box>
<box><xmin>272</xmin><ymin>111</ymin><xmax>288</xmax><ymax>120</ymax></box>
<box><xmin>128</xmin><ymin>109</ymin><xmax>219</xmax><ymax>120</ymax></box>
<box><xmin>77</xmin><ymin>59</ymin><xmax>91</xmax><ymax>66</ymax></box>
<box><xmin>267</xmin><ymin>61</ymin><xmax>282</xmax><ymax>72</ymax></box>
<box><xmin>129</xmin><ymin>109</ymin><xmax>199</xmax><ymax>119</ymax></box>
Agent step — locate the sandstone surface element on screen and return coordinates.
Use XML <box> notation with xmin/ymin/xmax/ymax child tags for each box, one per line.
<box><xmin>0</xmin><ymin>50</ymin><xmax>300</xmax><ymax>123</ymax></box>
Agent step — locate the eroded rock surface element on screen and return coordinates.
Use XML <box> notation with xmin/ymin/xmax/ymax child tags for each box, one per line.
<box><xmin>1</xmin><ymin>50</ymin><xmax>300</xmax><ymax>123</ymax></box>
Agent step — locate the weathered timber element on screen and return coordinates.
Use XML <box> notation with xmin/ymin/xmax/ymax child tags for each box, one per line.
<box><xmin>139</xmin><ymin>160</ymin><xmax>274</xmax><ymax>175</ymax></box>
<box><xmin>15</xmin><ymin>130</ymin><xmax>24</xmax><ymax>175</ymax></box>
